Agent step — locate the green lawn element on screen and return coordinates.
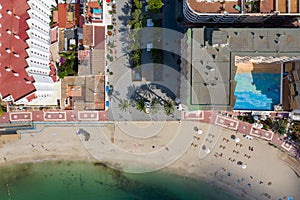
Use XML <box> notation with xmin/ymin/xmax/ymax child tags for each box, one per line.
<box><xmin>186</xmin><ymin>96</ymin><xmax>202</xmax><ymax>111</ymax></box>
<box><xmin>187</xmin><ymin>29</ymin><xmax>192</xmax><ymax>45</ymax></box>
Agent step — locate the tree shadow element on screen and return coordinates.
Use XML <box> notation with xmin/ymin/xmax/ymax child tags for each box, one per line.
<box><xmin>109</xmin><ymin>90</ymin><xmax>121</xmax><ymax>103</ymax></box>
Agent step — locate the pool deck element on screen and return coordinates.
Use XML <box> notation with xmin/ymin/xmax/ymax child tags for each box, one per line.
<box><xmin>235</xmin><ymin>63</ymin><xmax>282</xmax><ymax>74</ymax></box>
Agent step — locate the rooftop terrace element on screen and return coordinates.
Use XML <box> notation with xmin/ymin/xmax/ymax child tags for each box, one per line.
<box><xmin>187</xmin><ymin>0</ymin><xmax>300</xmax><ymax>14</ymax></box>
<box><xmin>188</xmin><ymin>27</ymin><xmax>300</xmax><ymax>111</ymax></box>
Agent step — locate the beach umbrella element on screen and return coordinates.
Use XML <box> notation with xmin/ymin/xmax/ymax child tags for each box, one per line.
<box><xmin>267</xmin><ymin>181</ymin><xmax>272</xmax><ymax>186</ymax></box>
<box><xmin>253</xmin><ymin>115</ymin><xmax>259</xmax><ymax>121</ymax></box>
<box><xmin>261</xmin><ymin>115</ymin><xmax>267</xmax><ymax>120</ymax></box>
<box><xmin>205</xmin><ymin>148</ymin><xmax>210</xmax><ymax>154</ymax></box>
<box><xmin>241</xmin><ymin>164</ymin><xmax>247</xmax><ymax>169</ymax></box>
<box><xmin>235</xmin><ymin>137</ymin><xmax>240</xmax><ymax>143</ymax></box>
<box><xmin>231</xmin><ymin>135</ymin><xmax>236</xmax><ymax>140</ymax></box>
<box><xmin>197</xmin><ymin>129</ymin><xmax>203</xmax><ymax>135</ymax></box>
<box><xmin>175</xmin><ymin>97</ymin><xmax>181</xmax><ymax>104</ymax></box>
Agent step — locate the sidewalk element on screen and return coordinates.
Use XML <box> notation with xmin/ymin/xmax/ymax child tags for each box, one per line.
<box><xmin>0</xmin><ymin>110</ymin><xmax>108</xmax><ymax>123</ymax></box>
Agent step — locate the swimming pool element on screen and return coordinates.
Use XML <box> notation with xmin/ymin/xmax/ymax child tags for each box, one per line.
<box><xmin>93</xmin><ymin>8</ymin><xmax>103</xmax><ymax>14</ymax></box>
<box><xmin>234</xmin><ymin>73</ymin><xmax>281</xmax><ymax>111</ymax></box>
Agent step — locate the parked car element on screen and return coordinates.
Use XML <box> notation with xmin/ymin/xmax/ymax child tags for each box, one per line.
<box><xmin>145</xmin><ymin>102</ymin><xmax>151</xmax><ymax>114</ymax></box>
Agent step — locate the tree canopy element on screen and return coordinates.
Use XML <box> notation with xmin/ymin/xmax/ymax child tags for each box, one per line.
<box><xmin>148</xmin><ymin>0</ymin><xmax>163</xmax><ymax>11</ymax></box>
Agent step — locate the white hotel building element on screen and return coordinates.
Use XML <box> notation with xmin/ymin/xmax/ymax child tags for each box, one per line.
<box><xmin>0</xmin><ymin>0</ymin><xmax>57</xmax><ymax>105</ymax></box>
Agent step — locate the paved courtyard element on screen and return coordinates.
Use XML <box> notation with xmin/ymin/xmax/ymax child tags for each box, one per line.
<box><xmin>107</xmin><ymin>56</ymin><xmax>181</xmax><ymax>121</ymax></box>
<box><xmin>107</xmin><ymin>1</ymin><xmax>186</xmax><ymax>121</ymax></box>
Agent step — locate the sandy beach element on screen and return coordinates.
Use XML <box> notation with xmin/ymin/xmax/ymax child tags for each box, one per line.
<box><xmin>0</xmin><ymin>121</ymin><xmax>299</xmax><ymax>200</ymax></box>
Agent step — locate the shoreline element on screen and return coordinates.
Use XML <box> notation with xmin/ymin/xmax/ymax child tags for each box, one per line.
<box><xmin>0</xmin><ymin>122</ymin><xmax>299</xmax><ymax>200</ymax></box>
<box><xmin>0</xmin><ymin>156</ymin><xmax>254</xmax><ymax>200</ymax></box>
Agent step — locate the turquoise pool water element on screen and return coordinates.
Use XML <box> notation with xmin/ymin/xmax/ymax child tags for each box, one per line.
<box><xmin>234</xmin><ymin>73</ymin><xmax>281</xmax><ymax>110</ymax></box>
<box><xmin>93</xmin><ymin>8</ymin><xmax>103</xmax><ymax>14</ymax></box>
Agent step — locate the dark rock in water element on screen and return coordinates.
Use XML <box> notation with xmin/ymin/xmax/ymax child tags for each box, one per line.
<box><xmin>79</xmin><ymin>174</ymin><xmax>85</xmax><ymax>189</ymax></box>
<box><xmin>78</xmin><ymin>128</ymin><xmax>90</xmax><ymax>141</ymax></box>
<box><xmin>93</xmin><ymin>162</ymin><xmax>108</xmax><ymax>168</ymax></box>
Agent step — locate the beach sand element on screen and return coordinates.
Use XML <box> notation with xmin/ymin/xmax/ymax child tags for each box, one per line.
<box><xmin>236</xmin><ymin>63</ymin><xmax>282</xmax><ymax>74</ymax></box>
<box><xmin>0</xmin><ymin>121</ymin><xmax>299</xmax><ymax>200</ymax></box>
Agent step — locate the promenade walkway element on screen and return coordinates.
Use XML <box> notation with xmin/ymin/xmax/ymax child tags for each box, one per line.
<box><xmin>0</xmin><ymin>110</ymin><xmax>108</xmax><ymax>124</ymax></box>
<box><xmin>184</xmin><ymin>110</ymin><xmax>298</xmax><ymax>157</ymax></box>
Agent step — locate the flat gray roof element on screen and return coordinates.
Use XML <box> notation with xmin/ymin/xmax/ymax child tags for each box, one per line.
<box><xmin>189</xmin><ymin>27</ymin><xmax>300</xmax><ymax>110</ymax></box>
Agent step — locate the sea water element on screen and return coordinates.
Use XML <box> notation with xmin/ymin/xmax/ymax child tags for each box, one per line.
<box><xmin>0</xmin><ymin>161</ymin><xmax>239</xmax><ymax>200</ymax></box>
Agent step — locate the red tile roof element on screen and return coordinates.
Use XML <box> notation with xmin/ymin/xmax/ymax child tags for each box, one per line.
<box><xmin>58</xmin><ymin>4</ymin><xmax>67</xmax><ymax>28</ymax></box>
<box><xmin>58</xmin><ymin>3</ymin><xmax>81</xmax><ymax>28</ymax></box>
<box><xmin>83</xmin><ymin>24</ymin><xmax>93</xmax><ymax>46</ymax></box>
<box><xmin>94</xmin><ymin>26</ymin><xmax>105</xmax><ymax>49</ymax></box>
<box><xmin>260</xmin><ymin>0</ymin><xmax>275</xmax><ymax>13</ymax></box>
<box><xmin>49</xmin><ymin>62</ymin><xmax>58</xmax><ymax>82</ymax></box>
<box><xmin>26</xmin><ymin>93</ymin><xmax>36</xmax><ymax>102</ymax></box>
<box><xmin>0</xmin><ymin>0</ymin><xmax>36</xmax><ymax>101</ymax></box>
<box><xmin>53</xmin><ymin>10</ymin><xmax>58</xmax><ymax>22</ymax></box>
<box><xmin>188</xmin><ymin>0</ymin><xmax>240</xmax><ymax>14</ymax></box>
<box><xmin>51</xmin><ymin>27</ymin><xmax>58</xmax><ymax>43</ymax></box>
<box><xmin>87</xmin><ymin>1</ymin><xmax>103</xmax><ymax>23</ymax></box>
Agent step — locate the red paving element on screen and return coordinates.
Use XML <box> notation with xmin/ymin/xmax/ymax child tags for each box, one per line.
<box><xmin>0</xmin><ymin>110</ymin><xmax>109</xmax><ymax>124</ymax></box>
<box><xmin>215</xmin><ymin>116</ymin><xmax>238</xmax><ymax>130</ymax></box>
<box><xmin>237</xmin><ymin>121</ymin><xmax>252</xmax><ymax>135</ymax></box>
<box><xmin>0</xmin><ymin>113</ymin><xmax>10</xmax><ymax>123</ymax></box>
<box><xmin>78</xmin><ymin>111</ymin><xmax>98</xmax><ymax>121</ymax></box>
<box><xmin>32</xmin><ymin>111</ymin><xmax>44</xmax><ymax>121</ymax></box>
<box><xmin>184</xmin><ymin>111</ymin><xmax>297</xmax><ymax>156</ymax></box>
<box><xmin>183</xmin><ymin>111</ymin><xmax>204</xmax><ymax>120</ymax></box>
<box><xmin>10</xmin><ymin>112</ymin><xmax>32</xmax><ymax>122</ymax></box>
<box><xmin>250</xmin><ymin>127</ymin><xmax>273</xmax><ymax>141</ymax></box>
<box><xmin>44</xmin><ymin>112</ymin><xmax>67</xmax><ymax>121</ymax></box>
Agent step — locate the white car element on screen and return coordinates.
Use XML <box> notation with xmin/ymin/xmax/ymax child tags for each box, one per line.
<box><xmin>145</xmin><ymin>102</ymin><xmax>151</xmax><ymax>114</ymax></box>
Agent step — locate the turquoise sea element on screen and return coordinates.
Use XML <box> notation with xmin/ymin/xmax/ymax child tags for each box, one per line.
<box><xmin>0</xmin><ymin>161</ymin><xmax>239</xmax><ymax>200</ymax></box>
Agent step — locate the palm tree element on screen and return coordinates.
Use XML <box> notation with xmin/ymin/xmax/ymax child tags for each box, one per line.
<box><xmin>134</xmin><ymin>0</ymin><xmax>142</xmax><ymax>9</ymax></box>
<box><xmin>164</xmin><ymin>100</ymin><xmax>174</xmax><ymax>116</ymax></box>
<box><xmin>148</xmin><ymin>0</ymin><xmax>163</xmax><ymax>12</ymax></box>
<box><xmin>271</xmin><ymin>118</ymin><xmax>288</xmax><ymax>135</ymax></box>
<box><xmin>150</xmin><ymin>98</ymin><xmax>160</xmax><ymax>114</ymax></box>
<box><xmin>132</xmin><ymin>9</ymin><xmax>142</xmax><ymax>22</ymax></box>
<box><xmin>118</xmin><ymin>100</ymin><xmax>130</xmax><ymax>112</ymax></box>
<box><xmin>131</xmin><ymin>51</ymin><xmax>141</xmax><ymax>66</ymax></box>
<box><xmin>142</xmin><ymin>85</ymin><xmax>153</xmax><ymax>99</ymax></box>
<box><xmin>136</xmin><ymin>99</ymin><xmax>145</xmax><ymax>112</ymax></box>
